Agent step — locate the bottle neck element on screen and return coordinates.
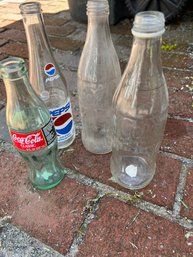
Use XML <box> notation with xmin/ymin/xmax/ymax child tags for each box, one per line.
<box><xmin>86</xmin><ymin>14</ymin><xmax>111</xmax><ymax>43</ymax></box>
<box><xmin>3</xmin><ymin>75</ymin><xmax>38</xmax><ymax>107</ymax></box>
<box><xmin>128</xmin><ymin>36</ymin><xmax>162</xmax><ymax>73</ymax></box>
<box><xmin>22</xmin><ymin>13</ymin><xmax>51</xmax><ymax>57</ymax></box>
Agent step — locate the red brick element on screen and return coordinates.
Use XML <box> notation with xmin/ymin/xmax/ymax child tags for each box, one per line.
<box><xmin>181</xmin><ymin>167</ymin><xmax>193</xmax><ymax>220</ymax></box>
<box><xmin>46</xmin><ymin>24</ymin><xmax>76</xmax><ymax>37</ymax></box>
<box><xmin>114</xmin><ymin>64</ymin><xmax>193</xmax><ymax>87</ymax></box>
<box><xmin>0</xmin><ymin>79</ymin><xmax>6</xmax><ymax>109</ymax></box>
<box><xmin>0</xmin><ymin>53</ymin><xmax>8</xmax><ymax>61</ymax></box>
<box><xmin>0</xmin><ymin>150</ymin><xmax>97</xmax><ymax>254</ymax></box>
<box><xmin>5</xmin><ymin>20</ymin><xmax>25</xmax><ymax>31</ymax></box>
<box><xmin>140</xmin><ymin>155</ymin><xmax>181</xmax><ymax>208</ymax></box>
<box><xmin>110</xmin><ymin>20</ymin><xmax>132</xmax><ymax>35</ymax></box>
<box><xmin>0</xmin><ymin>38</ymin><xmax>8</xmax><ymax>47</ymax></box>
<box><xmin>0</xmin><ymin>28</ymin><xmax>5</xmax><ymax>33</ymax></box>
<box><xmin>162</xmin><ymin>118</ymin><xmax>193</xmax><ymax>159</ymax></box>
<box><xmin>49</xmin><ymin>37</ymin><xmax>83</xmax><ymax>52</ymax></box>
<box><xmin>44</xmin><ymin>16</ymin><xmax>70</xmax><ymax>26</ymax></box>
<box><xmin>63</xmin><ymin>134</ymin><xmax>112</xmax><ymax>182</ymax></box>
<box><xmin>162</xmin><ymin>52</ymin><xmax>192</xmax><ymax>70</ymax></box>
<box><xmin>168</xmin><ymin>90</ymin><xmax>193</xmax><ymax>119</ymax></box>
<box><xmin>115</xmin><ymin>35</ymin><xmax>132</xmax><ymax>48</ymax></box>
<box><xmin>0</xmin><ymin>29</ymin><xmax>26</xmax><ymax>43</ymax></box>
<box><xmin>164</xmin><ymin>69</ymin><xmax>193</xmax><ymax>90</ymax></box>
<box><xmin>0</xmin><ymin>42</ymin><xmax>28</xmax><ymax>59</ymax></box>
<box><xmin>77</xmin><ymin>197</ymin><xmax>192</xmax><ymax>257</ymax></box>
<box><xmin>64</xmin><ymin>135</ymin><xmax>181</xmax><ymax>208</ymax></box>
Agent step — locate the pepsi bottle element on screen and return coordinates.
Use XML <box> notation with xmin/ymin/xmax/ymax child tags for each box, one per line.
<box><xmin>20</xmin><ymin>2</ymin><xmax>75</xmax><ymax>149</ymax></box>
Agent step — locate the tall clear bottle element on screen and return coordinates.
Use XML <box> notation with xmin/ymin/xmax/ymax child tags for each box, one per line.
<box><xmin>0</xmin><ymin>57</ymin><xmax>65</xmax><ymax>189</ymax></box>
<box><xmin>111</xmin><ymin>11</ymin><xmax>168</xmax><ymax>190</ymax></box>
<box><xmin>19</xmin><ymin>2</ymin><xmax>75</xmax><ymax>149</ymax></box>
<box><xmin>77</xmin><ymin>0</ymin><xmax>121</xmax><ymax>154</ymax></box>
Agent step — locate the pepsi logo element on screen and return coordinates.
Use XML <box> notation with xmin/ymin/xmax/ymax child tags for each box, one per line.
<box><xmin>44</xmin><ymin>63</ymin><xmax>56</xmax><ymax>77</ymax></box>
<box><xmin>53</xmin><ymin>113</ymin><xmax>73</xmax><ymax>136</ymax></box>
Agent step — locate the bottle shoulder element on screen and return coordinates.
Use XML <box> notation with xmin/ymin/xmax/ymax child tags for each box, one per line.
<box><xmin>113</xmin><ymin>82</ymin><xmax>168</xmax><ymax>119</ymax></box>
<box><xmin>7</xmin><ymin>105</ymin><xmax>50</xmax><ymax>132</ymax></box>
<box><xmin>78</xmin><ymin>50</ymin><xmax>121</xmax><ymax>82</ymax></box>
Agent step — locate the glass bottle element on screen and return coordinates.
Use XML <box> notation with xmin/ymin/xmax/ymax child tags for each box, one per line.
<box><xmin>19</xmin><ymin>2</ymin><xmax>75</xmax><ymax>149</ymax></box>
<box><xmin>111</xmin><ymin>11</ymin><xmax>168</xmax><ymax>190</ymax></box>
<box><xmin>0</xmin><ymin>57</ymin><xmax>65</xmax><ymax>189</ymax></box>
<box><xmin>77</xmin><ymin>0</ymin><xmax>121</xmax><ymax>154</ymax></box>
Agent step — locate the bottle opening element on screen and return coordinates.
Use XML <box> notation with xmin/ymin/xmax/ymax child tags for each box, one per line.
<box><xmin>19</xmin><ymin>2</ymin><xmax>41</xmax><ymax>14</ymax></box>
<box><xmin>132</xmin><ymin>11</ymin><xmax>165</xmax><ymax>38</ymax></box>
<box><xmin>87</xmin><ymin>0</ymin><xmax>109</xmax><ymax>15</ymax></box>
<box><xmin>0</xmin><ymin>57</ymin><xmax>27</xmax><ymax>79</ymax></box>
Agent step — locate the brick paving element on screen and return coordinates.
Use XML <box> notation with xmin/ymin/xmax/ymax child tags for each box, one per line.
<box><xmin>0</xmin><ymin>0</ymin><xmax>193</xmax><ymax>256</ymax></box>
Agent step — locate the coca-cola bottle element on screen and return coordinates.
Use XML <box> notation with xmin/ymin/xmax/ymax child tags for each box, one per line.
<box><xmin>19</xmin><ymin>2</ymin><xmax>75</xmax><ymax>149</ymax></box>
<box><xmin>0</xmin><ymin>57</ymin><xmax>65</xmax><ymax>189</ymax></box>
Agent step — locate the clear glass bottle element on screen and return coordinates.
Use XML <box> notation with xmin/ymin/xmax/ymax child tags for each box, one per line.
<box><xmin>19</xmin><ymin>2</ymin><xmax>75</xmax><ymax>149</ymax></box>
<box><xmin>111</xmin><ymin>11</ymin><xmax>168</xmax><ymax>190</ymax></box>
<box><xmin>77</xmin><ymin>0</ymin><xmax>121</xmax><ymax>154</ymax></box>
<box><xmin>0</xmin><ymin>57</ymin><xmax>65</xmax><ymax>189</ymax></box>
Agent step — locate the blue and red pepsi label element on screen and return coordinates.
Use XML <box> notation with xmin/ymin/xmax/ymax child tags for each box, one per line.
<box><xmin>44</xmin><ymin>63</ymin><xmax>56</xmax><ymax>77</ymax></box>
<box><xmin>49</xmin><ymin>99</ymin><xmax>74</xmax><ymax>142</ymax></box>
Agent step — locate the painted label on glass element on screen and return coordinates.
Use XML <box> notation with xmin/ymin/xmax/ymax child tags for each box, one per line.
<box><xmin>44</xmin><ymin>63</ymin><xmax>60</xmax><ymax>83</ymax></box>
<box><xmin>49</xmin><ymin>98</ymin><xmax>74</xmax><ymax>142</ymax></box>
<box><xmin>10</xmin><ymin>119</ymin><xmax>56</xmax><ymax>151</ymax></box>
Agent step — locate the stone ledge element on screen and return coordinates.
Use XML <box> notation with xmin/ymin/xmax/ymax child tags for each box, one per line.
<box><xmin>0</xmin><ymin>223</ymin><xmax>64</xmax><ymax>257</ymax></box>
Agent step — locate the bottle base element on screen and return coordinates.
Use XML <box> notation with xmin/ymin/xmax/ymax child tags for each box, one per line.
<box><xmin>29</xmin><ymin>165</ymin><xmax>66</xmax><ymax>190</ymax></box>
<box><xmin>83</xmin><ymin>143</ymin><xmax>112</xmax><ymax>155</ymax></box>
<box><xmin>32</xmin><ymin>175</ymin><xmax>64</xmax><ymax>190</ymax></box>
<box><xmin>111</xmin><ymin>156</ymin><xmax>155</xmax><ymax>190</ymax></box>
<box><xmin>81</xmin><ymin>134</ymin><xmax>112</xmax><ymax>154</ymax></box>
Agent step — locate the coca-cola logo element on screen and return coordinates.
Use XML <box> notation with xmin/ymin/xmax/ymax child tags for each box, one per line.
<box><xmin>9</xmin><ymin>122</ymin><xmax>54</xmax><ymax>151</ymax></box>
<box><xmin>12</xmin><ymin>132</ymin><xmax>44</xmax><ymax>145</ymax></box>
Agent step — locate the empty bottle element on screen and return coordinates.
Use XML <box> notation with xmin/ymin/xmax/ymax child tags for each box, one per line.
<box><xmin>111</xmin><ymin>11</ymin><xmax>168</xmax><ymax>190</ymax></box>
<box><xmin>0</xmin><ymin>57</ymin><xmax>65</xmax><ymax>189</ymax></box>
<box><xmin>77</xmin><ymin>0</ymin><xmax>121</xmax><ymax>154</ymax></box>
<box><xmin>20</xmin><ymin>2</ymin><xmax>75</xmax><ymax>149</ymax></box>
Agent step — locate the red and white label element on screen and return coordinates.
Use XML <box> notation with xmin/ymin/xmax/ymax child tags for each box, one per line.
<box><xmin>10</xmin><ymin>130</ymin><xmax>47</xmax><ymax>151</ymax></box>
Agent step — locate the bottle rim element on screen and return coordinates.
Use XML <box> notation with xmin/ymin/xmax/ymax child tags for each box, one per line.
<box><xmin>132</xmin><ymin>11</ymin><xmax>165</xmax><ymax>38</ymax></box>
<box><xmin>87</xmin><ymin>0</ymin><xmax>109</xmax><ymax>16</ymax></box>
<box><xmin>0</xmin><ymin>57</ymin><xmax>27</xmax><ymax>80</ymax></box>
<box><xmin>19</xmin><ymin>2</ymin><xmax>41</xmax><ymax>14</ymax></box>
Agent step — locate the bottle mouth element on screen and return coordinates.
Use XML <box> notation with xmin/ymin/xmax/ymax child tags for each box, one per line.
<box><xmin>0</xmin><ymin>57</ymin><xmax>27</xmax><ymax>80</ymax></box>
<box><xmin>87</xmin><ymin>0</ymin><xmax>109</xmax><ymax>15</ymax></box>
<box><xmin>132</xmin><ymin>11</ymin><xmax>165</xmax><ymax>38</ymax></box>
<box><xmin>19</xmin><ymin>2</ymin><xmax>41</xmax><ymax>14</ymax></box>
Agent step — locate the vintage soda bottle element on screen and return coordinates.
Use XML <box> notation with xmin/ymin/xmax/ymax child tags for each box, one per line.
<box><xmin>0</xmin><ymin>57</ymin><xmax>65</xmax><ymax>189</ymax></box>
<box><xmin>111</xmin><ymin>11</ymin><xmax>168</xmax><ymax>190</ymax></box>
<box><xmin>19</xmin><ymin>2</ymin><xmax>75</xmax><ymax>149</ymax></box>
<box><xmin>77</xmin><ymin>0</ymin><xmax>121</xmax><ymax>154</ymax></box>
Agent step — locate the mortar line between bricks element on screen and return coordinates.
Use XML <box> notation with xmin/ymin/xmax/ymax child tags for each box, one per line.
<box><xmin>1</xmin><ymin>137</ymin><xmax>193</xmax><ymax>229</ymax></box>
<box><xmin>163</xmin><ymin>66</ymin><xmax>192</xmax><ymax>72</ymax></box>
<box><xmin>173</xmin><ymin>164</ymin><xmax>189</xmax><ymax>217</ymax></box>
<box><xmin>66</xmin><ymin>168</ymin><xmax>193</xmax><ymax>230</ymax></box>
<box><xmin>168</xmin><ymin>114</ymin><xmax>193</xmax><ymax>123</ymax></box>
<box><xmin>64</xmin><ymin>192</ymin><xmax>102</xmax><ymax>257</ymax></box>
<box><xmin>159</xmin><ymin>151</ymin><xmax>193</xmax><ymax>166</ymax></box>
